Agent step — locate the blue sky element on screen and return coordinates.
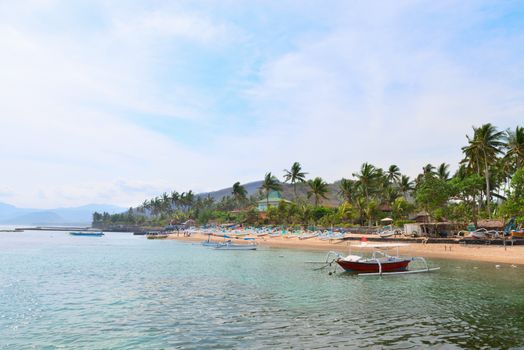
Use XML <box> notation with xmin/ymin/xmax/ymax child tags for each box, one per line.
<box><xmin>0</xmin><ymin>0</ymin><xmax>523</xmax><ymax>208</ymax></box>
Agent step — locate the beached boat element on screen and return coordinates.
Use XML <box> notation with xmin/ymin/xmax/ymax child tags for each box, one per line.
<box><xmin>299</xmin><ymin>233</ymin><xmax>319</xmax><ymax>240</ymax></box>
<box><xmin>69</xmin><ymin>231</ymin><xmax>104</xmax><ymax>237</ymax></box>
<box><xmin>468</xmin><ymin>228</ymin><xmax>500</xmax><ymax>239</ymax></box>
<box><xmin>378</xmin><ymin>229</ymin><xmax>402</xmax><ymax>238</ymax></box>
<box><xmin>315</xmin><ymin>241</ymin><xmax>439</xmax><ymax>276</ymax></box>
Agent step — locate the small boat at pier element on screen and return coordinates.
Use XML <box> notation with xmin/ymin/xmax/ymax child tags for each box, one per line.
<box><xmin>69</xmin><ymin>231</ymin><xmax>104</xmax><ymax>237</ymax></box>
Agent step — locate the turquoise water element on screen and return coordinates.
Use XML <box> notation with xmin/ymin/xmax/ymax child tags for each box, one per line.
<box><xmin>1</xmin><ymin>231</ymin><xmax>524</xmax><ymax>349</ymax></box>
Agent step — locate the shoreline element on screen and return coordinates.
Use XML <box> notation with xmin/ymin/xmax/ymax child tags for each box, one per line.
<box><xmin>167</xmin><ymin>233</ymin><xmax>524</xmax><ymax>266</ymax></box>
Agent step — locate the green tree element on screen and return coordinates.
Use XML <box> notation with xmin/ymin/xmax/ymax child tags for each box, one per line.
<box><xmin>386</xmin><ymin>164</ymin><xmax>401</xmax><ymax>184</ymax></box>
<box><xmin>505</xmin><ymin>126</ymin><xmax>524</xmax><ymax>170</ymax></box>
<box><xmin>260</xmin><ymin>172</ymin><xmax>282</xmax><ymax>211</ymax></box>
<box><xmin>283</xmin><ymin>162</ymin><xmax>308</xmax><ymax>201</ymax></box>
<box><xmin>232</xmin><ymin>182</ymin><xmax>248</xmax><ymax>209</ymax></box>
<box><xmin>415</xmin><ymin>176</ymin><xmax>452</xmax><ymax>221</ymax></box>
<box><xmin>462</xmin><ymin>123</ymin><xmax>506</xmax><ymax>218</ymax></box>
<box><xmin>437</xmin><ymin>163</ymin><xmax>450</xmax><ymax>181</ymax></box>
<box><xmin>398</xmin><ymin>175</ymin><xmax>414</xmax><ymax>198</ymax></box>
<box><xmin>500</xmin><ymin>167</ymin><xmax>524</xmax><ymax>220</ymax></box>
<box><xmin>338</xmin><ymin>178</ymin><xmax>356</xmax><ymax>203</ymax></box>
<box><xmin>353</xmin><ymin>163</ymin><xmax>379</xmax><ymax>204</ymax></box>
<box><xmin>307</xmin><ymin>177</ymin><xmax>329</xmax><ymax>207</ymax></box>
<box><xmin>449</xmin><ymin>173</ymin><xmax>484</xmax><ymax>225</ymax></box>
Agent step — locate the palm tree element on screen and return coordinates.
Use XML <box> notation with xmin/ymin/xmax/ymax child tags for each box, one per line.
<box><xmin>398</xmin><ymin>175</ymin><xmax>414</xmax><ymax>198</ymax></box>
<box><xmin>283</xmin><ymin>162</ymin><xmax>307</xmax><ymax>201</ymax></box>
<box><xmin>437</xmin><ymin>163</ymin><xmax>450</xmax><ymax>181</ymax></box>
<box><xmin>338</xmin><ymin>178</ymin><xmax>356</xmax><ymax>203</ymax></box>
<box><xmin>307</xmin><ymin>177</ymin><xmax>329</xmax><ymax>207</ymax></box>
<box><xmin>162</xmin><ymin>192</ymin><xmax>171</xmax><ymax>213</ymax></box>
<box><xmin>260</xmin><ymin>172</ymin><xmax>282</xmax><ymax>210</ymax></box>
<box><xmin>505</xmin><ymin>126</ymin><xmax>524</xmax><ymax>170</ymax></box>
<box><xmin>170</xmin><ymin>191</ymin><xmax>180</xmax><ymax>210</ymax></box>
<box><xmin>386</xmin><ymin>165</ymin><xmax>401</xmax><ymax>184</ymax></box>
<box><xmin>422</xmin><ymin>163</ymin><xmax>436</xmax><ymax>177</ymax></box>
<box><xmin>232</xmin><ymin>182</ymin><xmax>248</xmax><ymax>208</ymax></box>
<box><xmin>462</xmin><ymin>123</ymin><xmax>506</xmax><ymax>217</ymax></box>
<box><xmin>353</xmin><ymin>163</ymin><xmax>379</xmax><ymax>204</ymax></box>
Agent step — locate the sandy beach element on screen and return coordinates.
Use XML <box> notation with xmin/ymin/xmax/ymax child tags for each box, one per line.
<box><xmin>167</xmin><ymin>233</ymin><xmax>524</xmax><ymax>266</ymax></box>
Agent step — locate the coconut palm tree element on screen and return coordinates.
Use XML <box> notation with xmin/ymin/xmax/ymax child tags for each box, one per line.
<box><xmin>352</xmin><ymin>163</ymin><xmax>379</xmax><ymax>204</ymax></box>
<box><xmin>307</xmin><ymin>177</ymin><xmax>329</xmax><ymax>207</ymax></box>
<box><xmin>260</xmin><ymin>172</ymin><xmax>282</xmax><ymax>210</ymax></box>
<box><xmin>283</xmin><ymin>162</ymin><xmax>308</xmax><ymax>201</ymax></box>
<box><xmin>462</xmin><ymin>123</ymin><xmax>506</xmax><ymax>217</ymax></box>
<box><xmin>386</xmin><ymin>165</ymin><xmax>401</xmax><ymax>184</ymax></box>
<box><xmin>505</xmin><ymin>126</ymin><xmax>524</xmax><ymax>170</ymax></box>
<box><xmin>437</xmin><ymin>163</ymin><xmax>450</xmax><ymax>181</ymax></box>
<box><xmin>338</xmin><ymin>178</ymin><xmax>356</xmax><ymax>203</ymax></box>
<box><xmin>232</xmin><ymin>182</ymin><xmax>248</xmax><ymax>208</ymax></box>
<box><xmin>398</xmin><ymin>175</ymin><xmax>414</xmax><ymax>198</ymax></box>
<box><xmin>170</xmin><ymin>191</ymin><xmax>180</xmax><ymax>210</ymax></box>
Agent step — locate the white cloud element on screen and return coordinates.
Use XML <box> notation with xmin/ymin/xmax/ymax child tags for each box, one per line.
<box><xmin>0</xmin><ymin>1</ymin><xmax>523</xmax><ymax>208</ymax></box>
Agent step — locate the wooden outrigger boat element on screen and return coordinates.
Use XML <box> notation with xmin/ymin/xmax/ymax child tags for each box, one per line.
<box><xmin>213</xmin><ymin>242</ymin><xmax>257</xmax><ymax>250</ymax></box>
<box><xmin>202</xmin><ymin>234</ymin><xmax>257</xmax><ymax>250</ymax></box>
<box><xmin>69</xmin><ymin>231</ymin><xmax>104</xmax><ymax>237</ymax></box>
<box><xmin>311</xmin><ymin>240</ymin><xmax>439</xmax><ymax>276</ymax></box>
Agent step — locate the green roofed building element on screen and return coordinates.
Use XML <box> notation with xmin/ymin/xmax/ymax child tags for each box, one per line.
<box><xmin>257</xmin><ymin>191</ymin><xmax>292</xmax><ymax>211</ymax></box>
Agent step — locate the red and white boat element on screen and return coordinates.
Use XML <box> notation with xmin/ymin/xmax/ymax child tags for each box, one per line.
<box><xmin>319</xmin><ymin>238</ymin><xmax>440</xmax><ymax>276</ymax></box>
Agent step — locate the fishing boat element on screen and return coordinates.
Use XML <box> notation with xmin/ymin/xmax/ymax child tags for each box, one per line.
<box><xmin>69</xmin><ymin>231</ymin><xmax>104</xmax><ymax>237</ymax></box>
<box><xmin>299</xmin><ymin>232</ymin><xmax>319</xmax><ymax>240</ymax></box>
<box><xmin>316</xmin><ymin>240</ymin><xmax>439</xmax><ymax>276</ymax></box>
<box><xmin>468</xmin><ymin>228</ymin><xmax>499</xmax><ymax>239</ymax></box>
<box><xmin>213</xmin><ymin>242</ymin><xmax>257</xmax><ymax>250</ymax></box>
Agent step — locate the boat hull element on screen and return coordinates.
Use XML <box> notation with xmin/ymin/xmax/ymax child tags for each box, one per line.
<box><xmin>69</xmin><ymin>232</ymin><xmax>104</xmax><ymax>237</ymax></box>
<box><xmin>336</xmin><ymin>259</ymin><xmax>411</xmax><ymax>273</ymax></box>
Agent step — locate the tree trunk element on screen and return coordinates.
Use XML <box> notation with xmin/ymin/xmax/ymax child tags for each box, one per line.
<box><xmin>484</xmin><ymin>155</ymin><xmax>491</xmax><ymax>218</ymax></box>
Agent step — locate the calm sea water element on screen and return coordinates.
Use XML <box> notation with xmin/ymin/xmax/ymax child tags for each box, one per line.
<box><xmin>1</xmin><ymin>230</ymin><xmax>523</xmax><ymax>349</ymax></box>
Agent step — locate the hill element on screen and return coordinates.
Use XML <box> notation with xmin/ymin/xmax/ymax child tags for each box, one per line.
<box><xmin>0</xmin><ymin>203</ymin><xmax>126</xmax><ymax>225</ymax></box>
<box><xmin>198</xmin><ymin>180</ymin><xmax>343</xmax><ymax>206</ymax></box>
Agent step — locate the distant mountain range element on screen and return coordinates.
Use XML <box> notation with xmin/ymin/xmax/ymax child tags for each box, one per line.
<box><xmin>0</xmin><ymin>203</ymin><xmax>126</xmax><ymax>225</ymax></box>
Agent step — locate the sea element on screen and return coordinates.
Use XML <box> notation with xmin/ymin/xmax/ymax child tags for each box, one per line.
<box><xmin>1</xmin><ymin>229</ymin><xmax>523</xmax><ymax>349</ymax></box>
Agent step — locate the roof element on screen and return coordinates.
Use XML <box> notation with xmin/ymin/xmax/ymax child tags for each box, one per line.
<box><xmin>477</xmin><ymin>219</ymin><xmax>504</xmax><ymax>229</ymax></box>
<box><xmin>257</xmin><ymin>191</ymin><xmax>292</xmax><ymax>204</ymax></box>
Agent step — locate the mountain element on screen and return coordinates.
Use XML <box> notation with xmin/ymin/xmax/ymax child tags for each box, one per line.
<box><xmin>198</xmin><ymin>181</ymin><xmax>264</xmax><ymax>201</ymax></box>
<box><xmin>197</xmin><ymin>180</ymin><xmax>343</xmax><ymax>206</ymax></box>
<box><xmin>0</xmin><ymin>203</ymin><xmax>126</xmax><ymax>225</ymax></box>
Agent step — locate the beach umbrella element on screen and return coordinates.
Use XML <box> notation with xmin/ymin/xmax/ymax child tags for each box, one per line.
<box><xmin>380</xmin><ymin>217</ymin><xmax>393</xmax><ymax>222</ymax></box>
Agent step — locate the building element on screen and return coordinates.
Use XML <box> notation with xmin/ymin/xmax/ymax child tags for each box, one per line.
<box><xmin>257</xmin><ymin>191</ymin><xmax>292</xmax><ymax>211</ymax></box>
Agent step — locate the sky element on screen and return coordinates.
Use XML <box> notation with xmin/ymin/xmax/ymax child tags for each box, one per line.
<box><xmin>1</xmin><ymin>0</ymin><xmax>523</xmax><ymax>208</ymax></box>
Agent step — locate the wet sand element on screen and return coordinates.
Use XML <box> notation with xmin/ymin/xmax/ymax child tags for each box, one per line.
<box><xmin>167</xmin><ymin>233</ymin><xmax>524</xmax><ymax>266</ymax></box>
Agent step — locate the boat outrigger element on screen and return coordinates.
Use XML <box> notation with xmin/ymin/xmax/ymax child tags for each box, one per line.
<box><xmin>313</xmin><ymin>240</ymin><xmax>439</xmax><ymax>276</ymax></box>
